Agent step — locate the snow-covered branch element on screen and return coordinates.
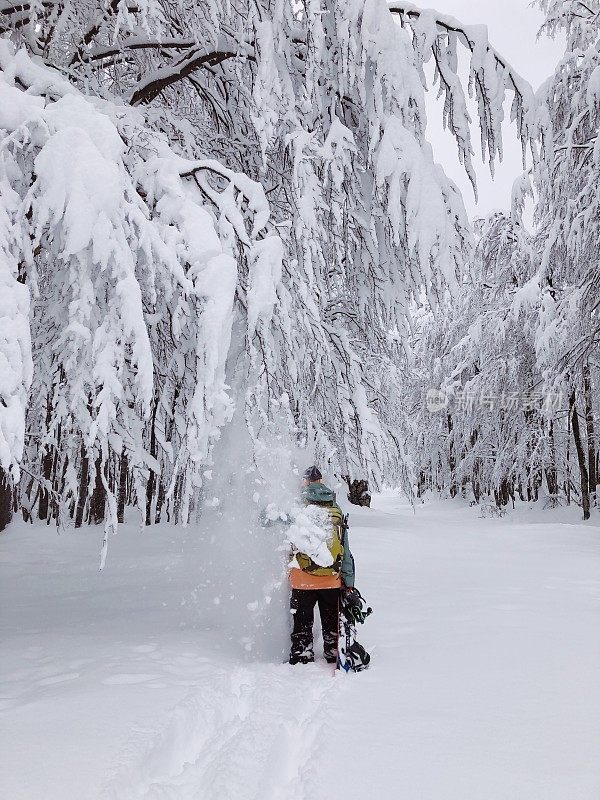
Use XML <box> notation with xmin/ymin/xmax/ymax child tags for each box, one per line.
<box><xmin>75</xmin><ymin>37</ymin><xmax>198</xmax><ymax>65</ymax></box>
<box><xmin>130</xmin><ymin>46</ymin><xmax>241</xmax><ymax>105</ymax></box>
<box><xmin>389</xmin><ymin>2</ymin><xmax>536</xmax><ymax>189</ymax></box>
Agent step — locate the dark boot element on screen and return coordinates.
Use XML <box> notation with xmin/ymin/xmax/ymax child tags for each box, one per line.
<box><xmin>289</xmin><ymin>646</ymin><xmax>315</xmax><ymax>665</ymax></box>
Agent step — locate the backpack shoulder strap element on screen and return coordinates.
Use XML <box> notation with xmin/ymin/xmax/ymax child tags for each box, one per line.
<box><xmin>338</xmin><ymin>510</ymin><xmax>349</xmax><ymax>545</ymax></box>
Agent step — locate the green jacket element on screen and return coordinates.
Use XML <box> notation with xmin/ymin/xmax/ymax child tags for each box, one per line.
<box><xmin>340</xmin><ymin>528</ymin><xmax>355</xmax><ymax>588</ymax></box>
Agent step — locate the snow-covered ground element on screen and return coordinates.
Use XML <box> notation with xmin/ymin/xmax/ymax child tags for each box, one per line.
<box><xmin>1</xmin><ymin>495</ymin><xmax>599</xmax><ymax>800</ymax></box>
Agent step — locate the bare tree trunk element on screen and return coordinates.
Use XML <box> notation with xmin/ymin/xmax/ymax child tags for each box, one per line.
<box><xmin>447</xmin><ymin>414</ymin><xmax>458</xmax><ymax>497</ymax></box>
<box><xmin>342</xmin><ymin>476</ymin><xmax>371</xmax><ymax>507</ymax></box>
<box><xmin>545</xmin><ymin>419</ymin><xmax>559</xmax><ymax>496</ymax></box>
<box><xmin>173</xmin><ymin>474</ymin><xmax>183</xmax><ymax>524</ymax></box>
<box><xmin>89</xmin><ymin>454</ymin><xmax>107</xmax><ymax>525</ymax></box>
<box><xmin>145</xmin><ymin>393</ymin><xmax>159</xmax><ymax>526</ymax></box>
<box><xmin>74</xmin><ymin>441</ymin><xmax>89</xmax><ymax>528</ymax></box>
<box><xmin>50</xmin><ymin>423</ymin><xmax>61</xmax><ymax>521</ymax></box>
<box><xmin>565</xmin><ymin>407</ymin><xmax>572</xmax><ymax>505</ymax></box>
<box><xmin>570</xmin><ymin>390</ymin><xmax>590</xmax><ymax>520</ymax></box>
<box><xmin>155</xmin><ymin>385</ymin><xmax>178</xmax><ymax>523</ymax></box>
<box><xmin>50</xmin><ymin>376</ymin><xmax>66</xmax><ymax>521</ymax></box>
<box><xmin>145</xmin><ymin>468</ymin><xmax>156</xmax><ymax>526</ymax></box>
<box><xmin>416</xmin><ymin>469</ymin><xmax>427</xmax><ymax>498</ymax></box>
<box><xmin>532</xmin><ymin>470</ymin><xmax>541</xmax><ymax>501</ymax></box>
<box><xmin>38</xmin><ymin>394</ymin><xmax>54</xmax><ymax>520</ymax></box>
<box><xmin>583</xmin><ymin>362</ymin><xmax>597</xmax><ymax>506</ymax></box>
<box><xmin>495</xmin><ymin>479</ymin><xmax>512</xmax><ymax>507</ymax></box>
<box><xmin>117</xmin><ymin>449</ymin><xmax>128</xmax><ymax>524</ymax></box>
<box><xmin>20</xmin><ymin>475</ymin><xmax>36</xmax><ymax>524</ymax></box>
<box><xmin>155</xmin><ymin>480</ymin><xmax>165</xmax><ymax>524</ymax></box>
<box><xmin>38</xmin><ymin>446</ymin><xmax>53</xmax><ymax>521</ymax></box>
<box><xmin>470</xmin><ymin>428</ymin><xmax>481</xmax><ymax>502</ymax></box>
<box><xmin>54</xmin><ymin>452</ymin><xmax>68</xmax><ymax>523</ymax></box>
<box><xmin>0</xmin><ymin>467</ymin><xmax>13</xmax><ymax>532</ymax></box>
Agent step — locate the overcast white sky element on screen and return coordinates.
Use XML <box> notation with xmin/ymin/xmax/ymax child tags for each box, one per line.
<box><xmin>421</xmin><ymin>0</ymin><xmax>565</xmax><ymax>219</ymax></box>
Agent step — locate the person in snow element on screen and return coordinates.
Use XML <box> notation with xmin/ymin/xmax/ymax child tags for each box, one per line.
<box><xmin>288</xmin><ymin>466</ymin><xmax>355</xmax><ymax>665</ymax></box>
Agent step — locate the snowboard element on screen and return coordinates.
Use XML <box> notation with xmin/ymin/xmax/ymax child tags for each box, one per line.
<box><xmin>337</xmin><ymin>589</ymin><xmax>371</xmax><ymax>672</ymax></box>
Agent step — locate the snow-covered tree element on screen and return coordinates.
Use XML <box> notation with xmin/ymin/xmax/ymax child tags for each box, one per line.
<box><xmin>0</xmin><ymin>42</ymin><xmax>279</xmax><ymax>558</ymax></box>
<box><xmin>0</xmin><ymin>0</ymin><xmax>535</xmax><ymax>537</ymax></box>
<box><xmin>409</xmin><ymin>213</ymin><xmax>556</xmax><ymax>504</ymax></box>
<box><xmin>514</xmin><ymin>0</ymin><xmax>600</xmax><ymax>517</ymax></box>
<box><xmin>404</xmin><ymin>1</ymin><xmax>598</xmax><ymax>520</ymax></box>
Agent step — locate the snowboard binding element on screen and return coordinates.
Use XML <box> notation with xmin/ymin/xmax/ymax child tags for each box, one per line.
<box><xmin>338</xmin><ymin>587</ymin><xmax>372</xmax><ymax>673</ymax></box>
<box><xmin>342</xmin><ymin>587</ymin><xmax>373</xmax><ymax>624</ymax></box>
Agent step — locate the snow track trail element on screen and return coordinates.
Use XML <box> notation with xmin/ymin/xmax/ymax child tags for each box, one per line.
<box><xmin>1</xmin><ymin>495</ymin><xmax>599</xmax><ymax>799</ymax></box>
<box><xmin>103</xmin><ymin>664</ymin><xmax>340</xmax><ymax>800</ymax></box>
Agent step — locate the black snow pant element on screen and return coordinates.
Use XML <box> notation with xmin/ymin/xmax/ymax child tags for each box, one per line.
<box><xmin>289</xmin><ymin>588</ymin><xmax>340</xmax><ymax>664</ymax></box>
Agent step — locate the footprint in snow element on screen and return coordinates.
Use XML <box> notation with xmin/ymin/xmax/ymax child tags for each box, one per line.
<box><xmin>37</xmin><ymin>673</ymin><xmax>80</xmax><ymax>686</ymax></box>
<box><xmin>102</xmin><ymin>674</ymin><xmax>161</xmax><ymax>685</ymax></box>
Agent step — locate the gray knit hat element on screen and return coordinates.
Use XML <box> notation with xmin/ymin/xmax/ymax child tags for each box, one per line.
<box><xmin>302</xmin><ymin>465</ymin><xmax>322</xmax><ymax>483</ymax></box>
